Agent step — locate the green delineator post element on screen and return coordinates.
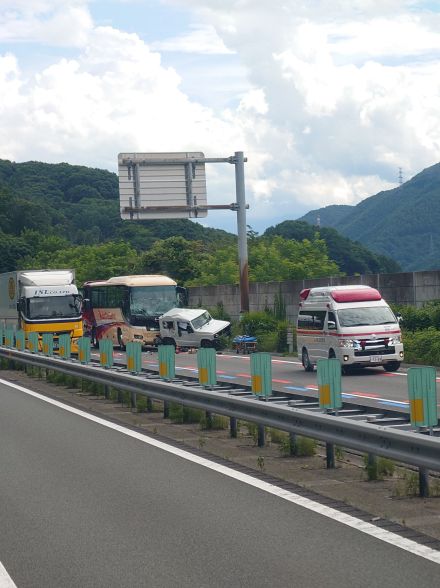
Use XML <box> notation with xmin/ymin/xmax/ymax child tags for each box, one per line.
<box><xmin>197</xmin><ymin>347</ymin><xmax>217</xmax><ymax>387</ymax></box>
<box><xmin>58</xmin><ymin>333</ymin><xmax>71</xmax><ymax>359</ymax></box>
<box><xmin>126</xmin><ymin>341</ymin><xmax>142</xmax><ymax>374</ymax></box>
<box><xmin>5</xmin><ymin>327</ymin><xmax>15</xmax><ymax>348</ymax></box>
<box><xmin>158</xmin><ymin>345</ymin><xmax>175</xmax><ymax>381</ymax></box>
<box><xmin>42</xmin><ymin>333</ymin><xmax>54</xmax><ymax>357</ymax></box>
<box><xmin>250</xmin><ymin>352</ymin><xmax>272</xmax><ymax>398</ymax></box>
<box><xmin>77</xmin><ymin>337</ymin><xmax>91</xmax><ymax>364</ymax></box>
<box><xmin>27</xmin><ymin>332</ymin><xmax>39</xmax><ymax>353</ymax></box>
<box><xmin>317</xmin><ymin>358</ymin><xmax>342</xmax><ymax>411</ymax></box>
<box><xmin>408</xmin><ymin>367</ymin><xmax>438</xmax><ymax>428</ymax></box>
<box><xmin>99</xmin><ymin>339</ymin><xmax>113</xmax><ymax>369</ymax></box>
<box><xmin>15</xmin><ymin>330</ymin><xmax>25</xmax><ymax>351</ymax></box>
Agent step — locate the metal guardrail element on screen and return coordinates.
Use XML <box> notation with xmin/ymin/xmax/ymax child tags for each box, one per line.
<box><xmin>1</xmin><ymin>347</ymin><xmax>440</xmax><ymax>473</ymax></box>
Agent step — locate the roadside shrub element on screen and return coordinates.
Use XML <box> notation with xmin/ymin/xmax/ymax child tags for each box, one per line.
<box><xmin>363</xmin><ymin>455</ymin><xmax>395</xmax><ymax>481</ymax></box>
<box><xmin>238</xmin><ymin>311</ymin><xmax>278</xmax><ymax>337</ymax></box>
<box><xmin>208</xmin><ymin>302</ymin><xmax>231</xmax><ymax>322</ymax></box>
<box><xmin>294</xmin><ymin>436</ymin><xmax>317</xmax><ymax>457</ymax></box>
<box><xmin>393</xmin><ymin>300</ymin><xmax>440</xmax><ymax>332</ymax></box>
<box><xmin>402</xmin><ymin>328</ymin><xmax>440</xmax><ymax>365</ymax></box>
<box><xmin>257</xmin><ymin>332</ymin><xmax>278</xmax><ymax>352</ymax></box>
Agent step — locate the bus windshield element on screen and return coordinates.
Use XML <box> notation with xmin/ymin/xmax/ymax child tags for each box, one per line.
<box><xmin>337</xmin><ymin>306</ymin><xmax>397</xmax><ymax>328</ymax></box>
<box><xmin>129</xmin><ymin>286</ymin><xmax>182</xmax><ymax>317</ymax></box>
<box><xmin>27</xmin><ymin>295</ymin><xmax>82</xmax><ymax>320</ymax></box>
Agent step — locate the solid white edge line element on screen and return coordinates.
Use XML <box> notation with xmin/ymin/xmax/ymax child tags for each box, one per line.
<box><xmin>0</xmin><ymin>561</ymin><xmax>17</xmax><ymax>588</ymax></box>
<box><xmin>2</xmin><ymin>377</ymin><xmax>440</xmax><ymax>566</ymax></box>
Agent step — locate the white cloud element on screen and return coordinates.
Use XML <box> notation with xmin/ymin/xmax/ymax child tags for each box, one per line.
<box><xmin>151</xmin><ymin>23</ymin><xmax>234</xmax><ymax>55</ymax></box>
<box><xmin>0</xmin><ymin>1</ymin><xmax>93</xmax><ymax>46</ymax></box>
<box><xmin>1</xmin><ymin>0</ymin><xmax>440</xmax><ymax>233</ymax></box>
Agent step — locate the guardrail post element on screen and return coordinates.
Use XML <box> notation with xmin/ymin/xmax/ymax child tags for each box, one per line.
<box><xmin>289</xmin><ymin>432</ymin><xmax>297</xmax><ymax>456</ymax></box>
<box><xmin>147</xmin><ymin>397</ymin><xmax>153</xmax><ymax>412</ymax></box>
<box><xmin>205</xmin><ymin>411</ymin><xmax>213</xmax><ymax>429</ymax></box>
<box><xmin>230</xmin><ymin>416</ymin><xmax>238</xmax><ymax>438</ymax></box>
<box><xmin>104</xmin><ymin>385</ymin><xmax>110</xmax><ymax>399</ymax></box>
<box><xmin>163</xmin><ymin>400</ymin><xmax>170</xmax><ymax>419</ymax></box>
<box><xmin>131</xmin><ymin>391</ymin><xmax>137</xmax><ymax>411</ymax></box>
<box><xmin>419</xmin><ymin>468</ymin><xmax>430</xmax><ymax>498</ymax></box>
<box><xmin>257</xmin><ymin>424</ymin><xmax>265</xmax><ymax>447</ymax></box>
<box><xmin>326</xmin><ymin>443</ymin><xmax>335</xmax><ymax>469</ymax></box>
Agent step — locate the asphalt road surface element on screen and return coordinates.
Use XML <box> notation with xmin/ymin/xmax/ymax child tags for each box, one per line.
<box><xmin>107</xmin><ymin>349</ymin><xmax>440</xmax><ymax>413</ymax></box>
<box><xmin>1</xmin><ymin>379</ymin><xmax>440</xmax><ymax>587</ymax></box>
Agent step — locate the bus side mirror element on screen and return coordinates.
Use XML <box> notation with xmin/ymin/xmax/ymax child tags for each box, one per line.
<box><xmin>82</xmin><ymin>298</ymin><xmax>90</xmax><ymax>311</ymax></box>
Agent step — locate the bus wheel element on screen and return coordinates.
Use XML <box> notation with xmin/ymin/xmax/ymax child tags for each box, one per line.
<box><xmin>302</xmin><ymin>348</ymin><xmax>314</xmax><ymax>372</ymax></box>
<box><xmin>384</xmin><ymin>361</ymin><xmax>400</xmax><ymax>372</ymax></box>
<box><xmin>117</xmin><ymin>329</ymin><xmax>126</xmax><ymax>351</ymax></box>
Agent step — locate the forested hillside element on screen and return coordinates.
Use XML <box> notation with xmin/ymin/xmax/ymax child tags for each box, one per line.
<box><xmin>264</xmin><ymin>221</ymin><xmax>400</xmax><ymax>275</ymax></box>
<box><xmin>0</xmin><ymin>159</ymin><xmax>400</xmax><ymax>284</ymax></box>
<box><xmin>298</xmin><ymin>161</ymin><xmax>440</xmax><ymax>271</ymax></box>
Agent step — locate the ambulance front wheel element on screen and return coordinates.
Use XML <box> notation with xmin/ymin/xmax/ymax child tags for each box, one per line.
<box><xmin>302</xmin><ymin>348</ymin><xmax>314</xmax><ymax>372</ymax></box>
<box><xmin>384</xmin><ymin>361</ymin><xmax>400</xmax><ymax>372</ymax></box>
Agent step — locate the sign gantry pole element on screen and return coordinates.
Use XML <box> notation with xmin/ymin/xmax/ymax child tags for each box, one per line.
<box><xmin>234</xmin><ymin>151</ymin><xmax>249</xmax><ymax>313</ymax></box>
<box><xmin>118</xmin><ymin>151</ymin><xmax>250</xmax><ymax>315</ymax></box>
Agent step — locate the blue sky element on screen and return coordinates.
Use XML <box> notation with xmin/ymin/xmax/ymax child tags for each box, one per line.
<box><xmin>1</xmin><ymin>1</ymin><xmax>440</xmax><ymax>234</ymax></box>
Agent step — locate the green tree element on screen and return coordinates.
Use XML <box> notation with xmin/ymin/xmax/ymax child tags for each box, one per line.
<box><xmin>22</xmin><ymin>241</ymin><xmax>140</xmax><ymax>285</ymax></box>
<box><xmin>138</xmin><ymin>236</ymin><xmax>207</xmax><ymax>284</ymax></box>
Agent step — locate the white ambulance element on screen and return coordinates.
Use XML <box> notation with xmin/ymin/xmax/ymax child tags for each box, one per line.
<box><xmin>296</xmin><ymin>285</ymin><xmax>404</xmax><ymax>373</ymax></box>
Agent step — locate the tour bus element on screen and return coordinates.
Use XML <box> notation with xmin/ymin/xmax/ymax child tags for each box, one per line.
<box><xmin>296</xmin><ymin>285</ymin><xmax>404</xmax><ymax>373</ymax></box>
<box><xmin>82</xmin><ymin>275</ymin><xmax>187</xmax><ymax>349</ymax></box>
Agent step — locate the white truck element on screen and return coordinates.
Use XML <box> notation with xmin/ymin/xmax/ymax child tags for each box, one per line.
<box><xmin>158</xmin><ymin>308</ymin><xmax>230</xmax><ymax>350</ymax></box>
<box><xmin>0</xmin><ymin>270</ymin><xmax>83</xmax><ymax>351</ymax></box>
<box><xmin>296</xmin><ymin>285</ymin><xmax>404</xmax><ymax>373</ymax></box>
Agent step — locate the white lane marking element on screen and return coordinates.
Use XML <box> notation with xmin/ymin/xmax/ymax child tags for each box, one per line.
<box><xmin>0</xmin><ymin>561</ymin><xmax>17</xmax><ymax>587</ymax></box>
<box><xmin>2</xmin><ymin>377</ymin><xmax>440</xmax><ymax>566</ymax></box>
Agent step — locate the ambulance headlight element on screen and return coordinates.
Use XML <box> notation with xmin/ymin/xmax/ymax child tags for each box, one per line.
<box><xmin>339</xmin><ymin>339</ymin><xmax>355</xmax><ymax>348</ymax></box>
<box><xmin>388</xmin><ymin>336</ymin><xmax>401</xmax><ymax>345</ymax></box>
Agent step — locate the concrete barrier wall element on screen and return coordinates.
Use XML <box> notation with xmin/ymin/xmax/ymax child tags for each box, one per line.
<box><xmin>188</xmin><ymin>270</ymin><xmax>440</xmax><ymax>322</ymax></box>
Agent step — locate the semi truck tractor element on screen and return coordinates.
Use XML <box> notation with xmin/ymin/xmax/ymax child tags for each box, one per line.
<box><xmin>0</xmin><ymin>269</ymin><xmax>83</xmax><ymax>351</ymax></box>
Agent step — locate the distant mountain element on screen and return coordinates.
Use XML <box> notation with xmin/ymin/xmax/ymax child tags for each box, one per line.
<box><xmin>0</xmin><ymin>159</ymin><xmax>235</xmax><ymax>250</ymax></box>
<box><xmin>298</xmin><ymin>162</ymin><xmax>440</xmax><ymax>271</ymax></box>
<box><xmin>0</xmin><ymin>158</ymin><xmax>402</xmax><ymax>278</ymax></box>
<box><xmin>264</xmin><ymin>221</ymin><xmax>400</xmax><ymax>275</ymax></box>
<box><xmin>299</xmin><ymin>204</ymin><xmax>353</xmax><ymax>228</ymax></box>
